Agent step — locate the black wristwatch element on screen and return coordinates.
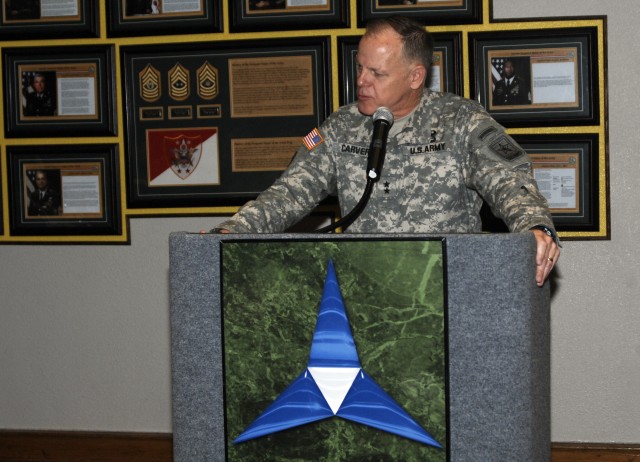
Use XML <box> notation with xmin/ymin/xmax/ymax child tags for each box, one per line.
<box><xmin>530</xmin><ymin>225</ymin><xmax>561</xmax><ymax>246</ymax></box>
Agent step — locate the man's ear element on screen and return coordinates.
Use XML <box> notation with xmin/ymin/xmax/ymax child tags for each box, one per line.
<box><xmin>410</xmin><ymin>65</ymin><xmax>428</xmax><ymax>90</ymax></box>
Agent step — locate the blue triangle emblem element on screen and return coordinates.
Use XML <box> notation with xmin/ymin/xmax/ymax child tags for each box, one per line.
<box><xmin>234</xmin><ymin>259</ymin><xmax>442</xmax><ymax>449</ymax></box>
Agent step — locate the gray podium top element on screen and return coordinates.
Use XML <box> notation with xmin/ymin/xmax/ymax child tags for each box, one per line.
<box><xmin>169</xmin><ymin>232</ymin><xmax>550</xmax><ymax>462</ymax></box>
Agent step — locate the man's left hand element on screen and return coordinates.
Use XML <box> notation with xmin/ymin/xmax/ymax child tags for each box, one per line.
<box><xmin>532</xmin><ymin>229</ymin><xmax>560</xmax><ymax>287</ymax></box>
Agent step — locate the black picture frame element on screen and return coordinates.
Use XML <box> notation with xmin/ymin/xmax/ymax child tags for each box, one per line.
<box><xmin>106</xmin><ymin>0</ymin><xmax>222</xmax><ymax>37</ymax></box>
<box><xmin>229</xmin><ymin>0</ymin><xmax>349</xmax><ymax>32</ymax></box>
<box><xmin>0</xmin><ymin>0</ymin><xmax>98</xmax><ymax>40</ymax></box>
<box><xmin>7</xmin><ymin>144</ymin><xmax>122</xmax><ymax>238</ymax></box>
<box><xmin>481</xmin><ymin>133</ymin><xmax>607</xmax><ymax>240</ymax></box>
<box><xmin>120</xmin><ymin>37</ymin><xmax>332</xmax><ymax>209</ymax></box>
<box><xmin>469</xmin><ymin>27</ymin><xmax>599</xmax><ymax>128</ymax></box>
<box><xmin>358</xmin><ymin>0</ymin><xmax>481</xmax><ymax>27</ymax></box>
<box><xmin>2</xmin><ymin>45</ymin><xmax>117</xmax><ymax>138</ymax></box>
<box><xmin>518</xmin><ymin>133</ymin><xmax>605</xmax><ymax>239</ymax></box>
<box><xmin>338</xmin><ymin>32</ymin><xmax>462</xmax><ymax>106</ymax></box>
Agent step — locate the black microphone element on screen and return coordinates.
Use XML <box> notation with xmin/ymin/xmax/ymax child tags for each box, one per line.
<box><xmin>366</xmin><ymin>107</ymin><xmax>394</xmax><ymax>182</ymax></box>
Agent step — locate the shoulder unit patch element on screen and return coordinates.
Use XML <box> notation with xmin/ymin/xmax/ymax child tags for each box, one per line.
<box><xmin>489</xmin><ymin>135</ymin><xmax>522</xmax><ymax>161</ymax></box>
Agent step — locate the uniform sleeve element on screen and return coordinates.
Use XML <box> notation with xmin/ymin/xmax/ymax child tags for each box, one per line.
<box><xmin>218</xmin><ymin>130</ymin><xmax>337</xmax><ymax>233</ymax></box>
<box><xmin>464</xmin><ymin>115</ymin><xmax>556</xmax><ymax>233</ymax></box>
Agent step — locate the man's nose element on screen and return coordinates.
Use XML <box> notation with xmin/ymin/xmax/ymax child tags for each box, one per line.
<box><xmin>357</xmin><ymin>71</ymin><xmax>370</xmax><ymax>87</ymax></box>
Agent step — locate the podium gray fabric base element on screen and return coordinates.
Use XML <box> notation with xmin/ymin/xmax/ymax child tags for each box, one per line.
<box><xmin>169</xmin><ymin>232</ymin><xmax>550</xmax><ymax>461</ymax></box>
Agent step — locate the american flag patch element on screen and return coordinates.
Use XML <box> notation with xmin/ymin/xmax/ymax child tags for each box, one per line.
<box><xmin>302</xmin><ymin>128</ymin><xmax>324</xmax><ymax>151</ymax></box>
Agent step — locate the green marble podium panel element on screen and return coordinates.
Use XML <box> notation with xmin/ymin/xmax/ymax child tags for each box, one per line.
<box><xmin>221</xmin><ymin>239</ymin><xmax>447</xmax><ymax>461</ymax></box>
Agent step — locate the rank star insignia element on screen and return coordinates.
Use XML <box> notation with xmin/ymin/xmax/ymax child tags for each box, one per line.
<box><xmin>384</xmin><ymin>181</ymin><xmax>391</xmax><ymax>194</ymax></box>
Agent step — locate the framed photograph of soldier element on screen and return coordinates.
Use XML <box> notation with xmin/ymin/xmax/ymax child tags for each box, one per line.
<box><xmin>338</xmin><ymin>32</ymin><xmax>462</xmax><ymax>106</ymax></box>
<box><xmin>357</xmin><ymin>0</ymin><xmax>482</xmax><ymax>27</ymax></box>
<box><xmin>514</xmin><ymin>133</ymin><xmax>606</xmax><ymax>239</ymax></box>
<box><xmin>6</xmin><ymin>144</ymin><xmax>122</xmax><ymax>238</ymax></box>
<box><xmin>469</xmin><ymin>27</ymin><xmax>600</xmax><ymax>128</ymax></box>
<box><xmin>120</xmin><ymin>37</ymin><xmax>331</xmax><ymax>209</ymax></box>
<box><xmin>0</xmin><ymin>0</ymin><xmax>98</xmax><ymax>40</ymax></box>
<box><xmin>2</xmin><ymin>45</ymin><xmax>116</xmax><ymax>138</ymax></box>
<box><xmin>106</xmin><ymin>0</ymin><xmax>222</xmax><ymax>37</ymax></box>
<box><xmin>229</xmin><ymin>0</ymin><xmax>349</xmax><ymax>32</ymax></box>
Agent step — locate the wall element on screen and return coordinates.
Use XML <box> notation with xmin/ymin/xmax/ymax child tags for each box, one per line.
<box><xmin>492</xmin><ymin>0</ymin><xmax>640</xmax><ymax>442</ymax></box>
<box><xmin>1</xmin><ymin>0</ymin><xmax>639</xmax><ymax>444</ymax></box>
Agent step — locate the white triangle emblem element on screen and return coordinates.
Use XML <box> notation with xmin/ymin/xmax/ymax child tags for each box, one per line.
<box><xmin>308</xmin><ymin>367</ymin><xmax>361</xmax><ymax>414</ymax></box>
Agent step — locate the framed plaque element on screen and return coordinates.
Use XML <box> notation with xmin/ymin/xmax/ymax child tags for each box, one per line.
<box><xmin>469</xmin><ymin>27</ymin><xmax>599</xmax><ymax>127</ymax></box>
<box><xmin>518</xmin><ymin>133</ymin><xmax>606</xmax><ymax>239</ymax></box>
<box><xmin>106</xmin><ymin>0</ymin><xmax>222</xmax><ymax>37</ymax></box>
<box><xmin>229</xmin><ymin>0</ymin><xmax>349</xmax><ymax>32</ymax></box>
<box><xmin>481</xmin><ymin>133</ymin><xmax>607</xmax><ymax>240</ymax></box>
<box><xmin>0</xmin><ymin>0</ymin><xmax>98</xmax><ymax>40</ymax></box>
<box><xmin>121</xmin><ymin>37</ymin><xmax>332</xmax><ymax>208</ymax></box>
<box><xmin>2</xmin><ymin>45</ymin><xmax>117</xmax><ymax>138</ymax></box>
<box><xmin>358</xmin><ymin>0</ymin><xmax>481</xmax><ymax>27</ymax></box>
<box><xmin>7</xmin><ymin>144</ymin><xmax>122</xmax><ymax>237</ymax></box>
<box><xmin>338</xmin><ymin>32</ymin><xmax>462</xmax><ymax>105</ymax></box>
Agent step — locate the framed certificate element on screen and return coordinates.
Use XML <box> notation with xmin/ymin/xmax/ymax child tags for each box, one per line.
<box><xmin>470</xmin><ymin>27</ymin><xmax>600</xmax><ymax>127</ymax></box>
<box><xmin>481</xmin><ymin>133</ymin><xmax>607</xmax><ymax>240</ymax></box>
<box><xmin>7</xmin><ymin>144</ymin><xmax>122</xmax><ymax>238</ymax></box>
<box><xmin>0</xmin><ymin>0</ymin><xmax>98</xmax><ymax>39</ymax></box>
<box><xmin>358</xmin><ymin>0</ymin><xmax>481</xmax><ymax>27</ymax></box>
<box><xmin>229</xmin><ymin>0</ymin><xmax>349</xmax><ymax>32</ymax></box>
<box><xmin>2</xmin><ymin>45</ymin><xmax>117</xmax><ymax>137</ymax></box>
<box><xmin>517</xmin><ymin>133</ymin><xmax>606</xmax><ymax>239</ymax></box>
<box><xmin>106</xmin><ymin>0</ymin><xmax>222</xmax><ymax>37</ymax></box>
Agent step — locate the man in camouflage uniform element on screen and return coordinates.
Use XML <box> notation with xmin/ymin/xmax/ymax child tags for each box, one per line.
<box><xmin>215</xmin><ymin>16</ymin><xmax>560</xmax><ymax>286</ymax></box>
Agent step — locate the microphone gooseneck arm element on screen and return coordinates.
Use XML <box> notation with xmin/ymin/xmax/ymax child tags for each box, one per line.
<box><xmin>314</xmin><ymin>178</ymin><xmax>376</xmax><ymax>233</ymax></box>
<box><xmin>314</xmin><ymin>107</ymin><xmax>394</xmax><ymax>234</ymax></box>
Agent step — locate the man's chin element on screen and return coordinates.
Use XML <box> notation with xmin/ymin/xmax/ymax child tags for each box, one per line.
<box><xmin>357</xmin><ymin>101</ymin><xmax>375</xmax><ymax>116</ymax></box>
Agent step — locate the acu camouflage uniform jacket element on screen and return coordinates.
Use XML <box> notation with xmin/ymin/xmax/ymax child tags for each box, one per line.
<box><xmin>219</xmin><ymin>90</ymin><xmax>555</xmax><ymax>234</ymax></box>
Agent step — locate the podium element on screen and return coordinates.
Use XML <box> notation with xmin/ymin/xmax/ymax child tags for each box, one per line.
<box><xmin>169</xmin><ymin>232</ymin><xmax>550</xmax><ymax>461</ymax></box>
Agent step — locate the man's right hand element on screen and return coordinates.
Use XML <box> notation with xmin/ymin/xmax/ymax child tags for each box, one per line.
<box><xmin>200</xmin><ymin>227</ymin><xmax>230</xmax><ymax>234</ymax></box>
